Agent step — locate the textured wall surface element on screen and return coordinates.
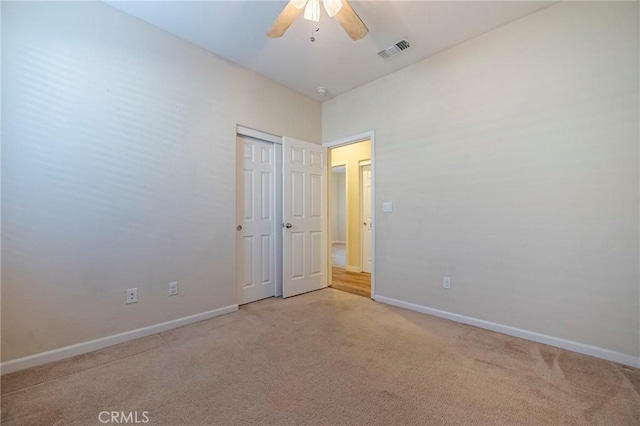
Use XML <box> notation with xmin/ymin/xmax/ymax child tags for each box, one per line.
<box><xmin>323</xmin><ymin>2</ymin><xmax>639</xmax><ymax>357</ymax></box>
<box><xmin>1</xmin><ymin>1</ymin><xmax>321</xmax><ymax>361</ymax></box>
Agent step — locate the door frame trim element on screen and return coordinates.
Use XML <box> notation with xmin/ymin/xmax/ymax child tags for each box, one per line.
<box><xmin>237</xmin><ymin>125</ymin><xmax>282</xmax><ymax>145</ymax></box>
<box><xmin>323</xmin><ymin>131</ymin><xmax>376</xmax><ymax>299</ymax></box>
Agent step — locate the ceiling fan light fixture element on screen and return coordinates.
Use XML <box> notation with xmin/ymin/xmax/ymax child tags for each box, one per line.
<box><xmin>267</xmin><ymin>0</ymin><xmax>368</xmax><ymax>41</ymax></box>
<box><xmin>304</xmin><ymin>0</ymin><xmax>320</xmax><ymax>22</ymax></box>
<box><xmin>323</xmin><ymin>0</ymin><xmax>343</xmax><ymax>17</ymax></box>
<box><xmin>291</xmin><ymin>0</ymin><xmax>308</xmax><ymax>10</ymax></box>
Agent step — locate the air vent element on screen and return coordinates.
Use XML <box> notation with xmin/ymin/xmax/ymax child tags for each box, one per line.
<box><xmin>377</xmin><ymin>39</ymin><xmax>411</xmax><ymax>61</ymax></box>
<box><xmin>395</xmin><ymin>39</ymin><xmax>410</xmax><ymax>51</ymax></box>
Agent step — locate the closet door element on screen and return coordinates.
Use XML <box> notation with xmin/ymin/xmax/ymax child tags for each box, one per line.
<box><xmin>236</xmin><ymin>136</ymin><xmax>277</xmax><ymax>304</ymax></box>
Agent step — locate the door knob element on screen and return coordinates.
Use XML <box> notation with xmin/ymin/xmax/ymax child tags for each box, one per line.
<box><xmin>285</xmin><ymin>223</ymin><xmax>293</xmax><ymax>229</ymax></box>
<box><xmin>236</xmin><ymin>225</ymin><xmax>242</xmax><ymax>231</ymax></box>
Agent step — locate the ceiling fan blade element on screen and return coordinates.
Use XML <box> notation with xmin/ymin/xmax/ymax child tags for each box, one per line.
<box><xmin>267</xmin><ymin>1</ymin><xmax>305</xmax><ymax>38</ymax></box>
<box><xmin>334</xmin><ymin>0</ymin><xmax>368</xmax><ymax>41</ymax></box>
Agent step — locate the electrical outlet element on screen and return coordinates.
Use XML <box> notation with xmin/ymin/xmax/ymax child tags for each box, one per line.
<box><xmin>126</xmin><ymin>288</ymin><xmax>138</xmax><ymax>304</ymax></box>
<box><xmin>168</xmin><ymin>281</ymin><xmax>178</xmax><ymax>296</ymax></box>
<box><xmin>442</xmin><ymin>277</ymin><xmax>451</xmax><ymax>290</ymax></box>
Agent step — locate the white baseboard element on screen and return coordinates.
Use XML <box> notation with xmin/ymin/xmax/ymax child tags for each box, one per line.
<box><xmin>0</xmin><ymin>304</ymin><xmax>238</xmax><ymax>375</ymax></box>
<box><xmin>374</xmin><ymin>295</ymin><xmax>639</xmax><ymax>368</ymax></box>
<box><xmin>346</xmin><ymin>266</ymin><xmax>362</xmax><ymax>273</ymax></box>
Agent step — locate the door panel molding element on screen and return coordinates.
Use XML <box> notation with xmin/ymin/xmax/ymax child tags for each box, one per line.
<box><xmin>236</xmin><ymin>135</ymin><xmax>282</xmax><ymax>304</ymax></box>
<box><xmin>282</xmin><ymin>137</ymin><xmax>328</xmax><ymax>298</ymax></box>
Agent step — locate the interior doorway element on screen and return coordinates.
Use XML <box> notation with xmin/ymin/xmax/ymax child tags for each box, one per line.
<box><xmin>327</xmin><ymin>137</ymin><xmax>373</xmax><ymax>298</ymax></box>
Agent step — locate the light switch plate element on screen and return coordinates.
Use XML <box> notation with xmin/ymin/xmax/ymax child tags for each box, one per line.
<box><xmin>383</xmin><ymin>202</ymin><xmax>393</xmax><ymax>212</ymax></box>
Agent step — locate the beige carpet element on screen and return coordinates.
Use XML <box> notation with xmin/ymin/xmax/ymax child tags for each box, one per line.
<box><xmin>2</xmin><ymin>288</ymin><xmax>639</xmax><ymax>425</ymax></box>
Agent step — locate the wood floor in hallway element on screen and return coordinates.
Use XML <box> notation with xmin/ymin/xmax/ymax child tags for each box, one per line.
<box><xmin>331</xmin><ymin>267</ymin><xmax>371</xmax><ymax>298</ymax></box>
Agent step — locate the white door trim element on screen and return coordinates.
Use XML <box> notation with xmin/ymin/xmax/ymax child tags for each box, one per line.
<box><xmin>237</xmin><ymin>125</ymin><xmax>283</xmax><ymax>145</ymax></box>
<box><xmin>323</xmin><ymin>131</ymin><xmax>373</xmax><ymax>149</ymax></box>
<box><xmin>323</xmin><ymin>131</ymin><xmax>376</xmax><ymax>299</ymax></box>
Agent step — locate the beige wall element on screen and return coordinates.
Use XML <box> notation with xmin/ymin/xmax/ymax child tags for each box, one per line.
<box><xmin>1</xmin><ymin>1</ymin><xmax>321</xmax><ymax>361</ymax></box>
<box><xmin>330</xmin><ymin>141</ymin><xmax>371</xmax><ymax>271</ymax></box>
<box><xmin>323</xmin><ymin>2</ymin><xmax>639</xmax><ymax>357</ymax></box>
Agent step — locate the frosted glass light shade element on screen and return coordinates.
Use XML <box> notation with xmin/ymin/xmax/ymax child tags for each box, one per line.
<box><xmin>323</xmin><ymin>0</ymin><xmax>343</xmax><ymax>17</ymax></box>
<box><xmin>304</xmin><ymin>0</ymin><xmax>320</xmax><ymax>22</ymax></box>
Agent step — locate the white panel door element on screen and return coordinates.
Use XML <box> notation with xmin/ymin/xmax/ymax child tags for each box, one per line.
<box><xmin>283</xmin><ymin>137</ymin><xmax>327</xmax><ymax>297</ymax></box>
<box><xmin>361</xmin><ymin>164</ymin><xmax>372</xmax><ymax>273</ymax></box>
<box><xmin>236</xmin><ymin>136</ymin><xmax>277</xmax><ymax>304</ymax></box>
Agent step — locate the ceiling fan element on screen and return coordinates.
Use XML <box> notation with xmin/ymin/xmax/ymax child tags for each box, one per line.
<box><xmin>267</xmin><ymin>0</ymin><xmax>369</xmax><ymax>41</ymax></box>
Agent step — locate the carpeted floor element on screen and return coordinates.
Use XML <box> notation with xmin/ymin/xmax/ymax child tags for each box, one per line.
<box><xmin>2</xmin><ymin>288</ymin><xmax>639</xmax><ymax>425</ymax></box>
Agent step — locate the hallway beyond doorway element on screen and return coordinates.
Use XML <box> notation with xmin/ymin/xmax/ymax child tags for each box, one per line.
<box><xmin>332</xmin><ymin>243</ymin><xmax>346</xmax><ymax>269</ymax></box>
<box><xmin>331</xmin><ymin>267</ymin><xmax>370</xmax><ymax>298</ymax></box>
<box><xmin>326</xmin><ymin>132</ymin><xmax>375</xmax><ymax>299</ymax></box>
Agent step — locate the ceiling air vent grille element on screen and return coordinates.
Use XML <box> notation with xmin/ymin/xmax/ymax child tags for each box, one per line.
<box><xmin>377</xmin><ymin>39</ymin><xmax>411</xmax><ymax>61</ymax></box>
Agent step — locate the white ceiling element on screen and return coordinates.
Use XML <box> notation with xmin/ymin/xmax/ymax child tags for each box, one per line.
<box><xmin>104</xmin><ymin>1</ymin><xmax>555</xmax><ymax>101</ymax></box>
